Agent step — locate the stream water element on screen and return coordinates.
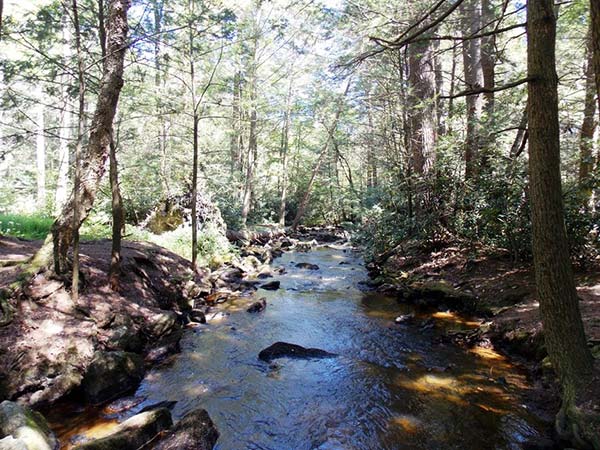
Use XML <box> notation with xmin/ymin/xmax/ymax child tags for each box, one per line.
<box><xmin>55</xmin><ymin>245</ymin><xmax>548</xmax><ymax>449</ymax></box>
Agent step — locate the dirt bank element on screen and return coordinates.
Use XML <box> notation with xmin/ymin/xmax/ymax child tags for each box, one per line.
<box><xmin>0</xmin><ymin>235</ymin><xmax>291</xmax><ymax>410</ymax></box>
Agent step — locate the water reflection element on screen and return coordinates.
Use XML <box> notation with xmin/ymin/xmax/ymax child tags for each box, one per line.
<box><xmin>56</xmin><ymin>246</ymin><xmax>546</xmax><ymax>449</ymax></box>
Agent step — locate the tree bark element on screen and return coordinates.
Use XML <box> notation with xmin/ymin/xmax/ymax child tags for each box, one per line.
<box><xmin>55</xmin><ymin>11</ymin><xmax>71</xmax><ymax>215</ymax></box>
<box><xmin>291</xmin><ymin>81</ymin><xmax>350</xmax><ymax>230</ymax></box>
<box><xmin>109</xmin><ymin>137</ymin><xmax>124</xmax><ymax>288</ymax></box>
<box><xmin>35</xmin><ymin>86</ymin><xmax>46</xmax><ymax>210</ymax></box>
<box><xmin>98</xmin><ymin>0</ymin><xmax>125</xmax><ymax>288</ymax></box>
<box><xmin>461</xmin><ymin>0</ymin><xmax>484</xmax><ymax>180</ymax></box>
<box><xmin>240</xmin><ymin>30</ymin><xmax>258</xmax><ymax>229</ymax></box>
<box><xmin>578</xmin><ymin>27</ymin><xmax>597</xmax><ymax>195</ymax></box>
<box><xmin>48</xmin><ymin>0</ymin><xmax>130</xmax><ymax>276</ymax></box>
<box><xmin>591</xmin><ymin>0</ymin><xmax>600</xmax><ymax>113</ymax></box>
<box><xmin>278</xmin><ymin>76</ymin><xmax>293</xmax><ymax>227</ymax></box>
<box><xmin>527</xmin><ymin>0</ymin><xmax>596</xmax><ymax>444</ymax></box>
<box><xmin>407</xmin><ymin>39</ymin><xmax>436</xmax><ymax>177</ymax></box>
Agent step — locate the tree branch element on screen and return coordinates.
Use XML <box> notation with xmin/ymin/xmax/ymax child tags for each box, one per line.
<box><xmin>440</xmin><ymin>77</ymin><xmax>533</xmax><ymax>99</ymax></box>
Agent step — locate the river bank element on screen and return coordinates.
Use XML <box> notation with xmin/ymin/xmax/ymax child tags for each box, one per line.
<box><xmin>366</xmin><ymin>238</ymin><xmax>600</xmax><ymax>438</ymax></box>
<box><xmin>0</xmin><ymin>228</ymin><xmax>347</xmax><ymax>449</ymax></box>
<box><xmin>0</xmin><ymin>229</ymin><xmax>587</xmax><ymax>449</ymax></box>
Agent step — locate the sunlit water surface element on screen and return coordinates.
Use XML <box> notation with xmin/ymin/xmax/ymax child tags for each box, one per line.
<box><xmin>54</xmin><ymin>246</ymin><xmax>547</xmax><ymax>449</ymax></box>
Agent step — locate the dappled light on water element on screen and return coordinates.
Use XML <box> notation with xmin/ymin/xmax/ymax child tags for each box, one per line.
<box><xmin>54</xmin><ymin>247</ymin><xmax>546</xmax><ymax>449</ymax></box>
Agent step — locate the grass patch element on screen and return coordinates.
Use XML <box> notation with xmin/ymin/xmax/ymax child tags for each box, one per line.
<box><xmin>0</xmin><ymin>214</ymin><xmax>236</xmax><ymax>268</ymax></box>
<box><xmin>0</xmin><ymin>214</ymin><xmax>53</xmax><ymax>240</ymax></box>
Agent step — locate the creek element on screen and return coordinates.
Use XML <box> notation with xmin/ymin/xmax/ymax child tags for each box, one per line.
<box><xmin>54</xmin><ymin>245</ymin><xmax>547</xmax><ymax>449</ymax></box>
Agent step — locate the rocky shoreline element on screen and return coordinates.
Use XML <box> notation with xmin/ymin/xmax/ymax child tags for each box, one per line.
<box><xmin>0</xmin><ymin>227</ymin><xmax>348</xmax><ymax>449</ymax></box>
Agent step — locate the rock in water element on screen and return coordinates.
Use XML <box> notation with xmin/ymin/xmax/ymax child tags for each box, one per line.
<box><xmin>152</xmin><ymin>408</ymin><xmax>219</xmax><ymax>450</ymax></box>
<box><xmin>394</xmin><ymin>314</ymin><xmax>415</xmax><ymax>324</ymax></box>
<box><xmin>72</xmin><ymin>407</ymin><xmax>172</xmax><ymax>450</ymax></box>
<box><xmin>0</xmin><ymin>401</ymin><xmax>58</xmax><ymax>450</ymax></box>
<box><xmin>260</xmin><ymin>280</ymin><xmax>280</xmax><ymax>291</ymax></box>
<box><xmin>81</xmin><ymin>351</ymin><xmax>145</xmax><ymax>404</ymax></box>
<box><xmin>258</xmin><ymin>342</ymin><xmax>337</xmax><ymax>362</ymax></box>
<box><xmin>247</xmin><ymin>298</ymin><xmax>267</xmax><ymax>313</ymax></box>
<box><xmin>295</xmin><ymin>263</ymin><xmax>319</xmax><ymax>270</ymax></box>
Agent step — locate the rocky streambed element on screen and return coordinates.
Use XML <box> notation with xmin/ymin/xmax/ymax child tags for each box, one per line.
<box><xmin>41</xmin><ymin>238</ymin><xmax>555</xmax><ymax>450</ymax></box>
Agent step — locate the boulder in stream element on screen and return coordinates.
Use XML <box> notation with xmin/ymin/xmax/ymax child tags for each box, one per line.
<box><xmin>295</xmin><ymin>263</ymin><xmax>319</xmax><ymax>270</ymax></box>
<box><xmin>0</xmin><ymin>401</ymin><xmax>58</xmax><ymax>450</ymax></box>
<box><xmin>260</xmin><ymin>280</ymin><xmax>280</xmax><ymax>291</ymax></box>
<box><xmin>152</xmin><ymin>408</ymin><xmax>219</xmax><ymax>450</ymax></box>
<box><xmin>247</xmin><ymin>298</ymin><xmax>267</xmax><ymax>313</ymax></box>
<box><xmin>258</xmin><ymin>342</ymin><xmax>337</xmax><ymax>362</ymax></box>
<box><xmin>81</xmin><ymin>351</ymin><xmax>145</xmax><ymax>404</ymax></box>
<box><xmin>72</xmin><ymin>407</ymin><xmax>172</xmax><ymax>450</ymax></box>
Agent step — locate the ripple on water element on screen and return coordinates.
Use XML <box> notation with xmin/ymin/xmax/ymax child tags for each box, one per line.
<box><xmin>53</xmin><ymin>247</ymin><xmax>547</xmax><ymax>450</ymax></box>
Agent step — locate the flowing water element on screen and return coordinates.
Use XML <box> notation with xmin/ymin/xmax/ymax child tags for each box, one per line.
<box><xmin>55</xmin><ymin>245</ymin><xmax>548</xmax><ymax>449</ymax></box>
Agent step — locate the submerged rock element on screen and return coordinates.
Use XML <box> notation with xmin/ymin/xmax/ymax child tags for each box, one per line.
<box><xmin>0</xmin><ymin>401</ymin><xmax>58</xmax><ymax>450</ymax></box>
<box><xmin>260</xmin><ymin>280</ymin><xmax>280</xmax><ymax>291</ymax></box>
<box><xmin>81</xmin><ymin>351</ymin><xmax>145</xmax><ymax>404</ymax></box>
<box><xmin>72</xmin><ymin>407</ymin><xmax>172</xmax><ymax>450</ymax></box>
<box><xmin>152</xmin><ymin>408</ymin><xmax>219</xmax><ymax>450</ymax></box>
<box><xmin>295</xmin><ymin>263</ymin><xmax>319</xmax><ymax>270</ymax></box>
<box><xmin>258</xmin><ymin>342</ymin><xmax>337</xmax><ymax>362</ymax></box>
<box><xmin>247</xmin><ymin>298</ymin><xmax>267</xmax><ymax>313</ymax></box>
<box><xmin>394</xmin><ymin>314</ymin><xmax>415</xmax><ymax>324</ymax></box>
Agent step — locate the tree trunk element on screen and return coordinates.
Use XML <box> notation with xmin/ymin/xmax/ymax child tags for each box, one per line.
<box><xmin>230</xmin><ymin>70</ymin><xmax>243</xmax><ymax>175</ymax></box>
<box><xmin>480</xmin><ymin>0</ymin><xmax>496</xmax><ymax>170</ymax></box>
<box><xmin>480</xmin><ymin>0</ymin><xmax>496</xmax><ymax>118</ymax></box>
<box><xmin>109</xmin><ymin>137</ymin><xmax>124</xmax><ymax>288</ymax></box>
<box><xmin>47</xmin><ymin>0</ymin><xmax>130</xmax><ymax>276</ymax></box>
<box><xmin>591</xmin><ymin>0</ymin><xmax>600</xmax><ymax>113</ymax></box>
<box><xmin>55</xmin><ymin>11</ymin><xmax>72</xmax><ymax>215</ymax></box>
<box><xmin>461</xmin><ymin>0</ymin><xmax>484</xmax><ymax>181</ymax></box>
<box><xmin>291</xmin><ymin>80</ymin><xmax>350</xmax><ymax>230</ymax></box>
<box><xmin>35</xmin><ymin>87</ymin><xmax>46</xmax><ymax>210</ymax></box>
<box><xmin>191</xmin><ymin>114</ymin><xmax>199</xmax><ymax>269</ymax></box>
<box><xmin>278</xmin><ymin>77</ymin><xmax>292</xmax><ymax>227</ymax></box>
<box><xmin>407</xmin><ymin>39</ymin><xmax>437</xmax><ymax>177</ymax></box>
<box><xmin>578</xmin><ymin>27</ymin><xmax>597</xmax><ymax>196</ymax></box>
<box><xmin>98</xmin><ymin>0</ymin><xmax>125</xmax><ymax>289</ymax></box>
<box><xmin>527</xmin><ymin>1</ymin><xmax>596</xmax><ymax>445</ymax></box>
<box><xmin>240</xmin><ymin>32</ymin><xmax>258</xmax><ymax>229</ymax></box>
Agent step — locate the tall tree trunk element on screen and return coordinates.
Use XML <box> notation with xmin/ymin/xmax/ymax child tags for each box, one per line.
<box><xmin>461</xmin><ymin>0</ymin><xmax>484</xmax><ymax>180</ymax></box>
<box><xmin>55</xmin><ymin>10</ymin><xmax>72</xmax><ymax>215</ymax></box>
<box><xmin>591</xmin><ymin>0</ymin><xmax>600</xmax><ymax>113</ymax></box>
<box><xmin>527</xmin><ymin>1</ymin><xmax>596</xmax><ymax>445</ymax></box>
<box><xmin>240</xmin><ymin>30</ymin><xmax>258</xmax><ymax>229</ymax></box>
<box><xmin>278</xmin><ymin>77</ymin><xmax>292</xmax><ymax>227</ymax></box>
<box><xmin>98</xmin><ymin>0</ymin><xmax>125</xmax><ymax>288</ymax></box>
<box><xmin>69</xmin><ymin>0</ymin><xmax>85</xmax><ymax>300</ymax></box>
<box><xmin>191</xmin><ymin>113</ymin><xmax>199</xmax><ymax>268</ymax></box>
<box><xmin>230</xmin><ymin>70</ymin><xmax>243</xmax><ymax>175</ymax></box>
<box><xmin>292</xmin><ymin>80</ymin><xmax>350</xmax><ymax>230</ymax></box>
<box><xmin>447</xmin><ymin>45</ymin><xmax>458</xmax><ymax>135</ymax></box>
<box><xmin>480</xmin><ymin>0</ymin><xmax>496</xmax><ymax>118</ymax></box>
<box><xmin>109</xmin><ymin>136</ymin><xmax>124</xmax><ymax>288</ymax></box>
<box><xmin>47</xmin><ymin>0</ymin><xmax>130</xmax><ymax>277</ymax></box>
<box><xmin>35</xmin><ymin>87</ymin><xmax>46</xmax><ymax>210</ymax></box>
<box><xmin>578</xmin><ymin>27</ymin><xmax>597</xmax><ymax>196</ymax></box>
<box><xmin>152</xmin><ymin>0</ymin><xmax>170</xmax><ymax>197</ymax></box>
<box><xmin>480</xmin><ymin>0</ymin><xmax>496</xmax><ymax>170</ymax></box>
<box><xmin>407</xmin><ymin>39</ymin><xmax>437</xmax><ymax>177</ymax></box>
